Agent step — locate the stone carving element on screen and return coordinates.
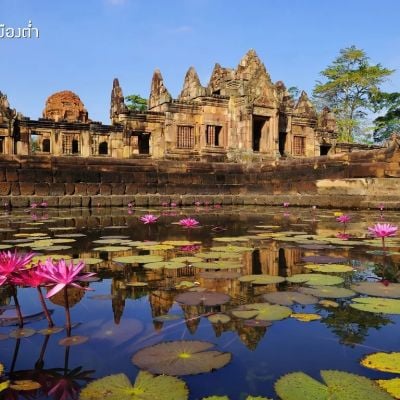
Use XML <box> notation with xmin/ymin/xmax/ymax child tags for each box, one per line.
<box><xmin>110</xmin><ymin>78</ymin><xmax>128</xmax><ymax>118</ymax></box>
<box><xmin>148</xmin><ymin>69</ymin><xmax>172</xmax><ymax>109</ymax></box>
<box><xmin>293</xmin><ymin>91</ymin><xmax>317</xmax><ymax>119</ymax></box>
<box><xmin>179</xmin><ymin>67</ymin><xmax>206</xmax><ymax>101</ymax></box>
<box><xmin>43</xmin><ymin>90</ymin><xmax>89</xmax><ymax>123</ymax></box>
<box><xmin>318</xmin><ymin>106</ymin><xmax>336</xmax><ymax>133</ymax></box>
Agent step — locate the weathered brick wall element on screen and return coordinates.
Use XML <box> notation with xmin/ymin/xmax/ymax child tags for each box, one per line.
<box><xmin>0</xmin><ymin>139</ymin><xmax>399</xmax><ymax>208</ymax></box>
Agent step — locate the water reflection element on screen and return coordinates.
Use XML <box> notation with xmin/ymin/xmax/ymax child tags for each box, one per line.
<box><xmin>0</xmin><ymin>206</ymin><xmax>399</xmax><ymax>399</ymax></box>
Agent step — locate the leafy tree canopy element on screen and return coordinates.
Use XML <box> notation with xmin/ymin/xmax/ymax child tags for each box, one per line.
<box><xmin>313</xmin><ymin>46</ymin><xmax>394</xmax><ymax>143</ymax></box>
<box><xmin>125</xmin><ymin>94</ymin><xmax>148</xmax><ymax>112</ymax></box>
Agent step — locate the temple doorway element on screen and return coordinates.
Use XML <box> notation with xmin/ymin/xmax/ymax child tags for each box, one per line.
<box><xmin>138</xmin><ymin>133</ymin><xmax>150</xmax><ymax>154</ymax></box>
<box><xmin>320</xmin><ymin>144</ymin><xmax>331</xmax><ymax>155</ymax></box>
<box><xmin>252</xmin><ymin>116</ymin><xmax>267</xmax><ymax>152</ymax></box>
<box><xmin>99</xmin><ymin>141</ymin><xmax>108</xmax><ymax>155</ymax></box>
<box><xmin>72</xmin><ymin>139</ymin><xmax>79</xmax><ymax>154</ymax></box>
<box><xmin>279</xmin><ymin>132</ymin><xmax>287</xmax><ymax>156</ymax></box>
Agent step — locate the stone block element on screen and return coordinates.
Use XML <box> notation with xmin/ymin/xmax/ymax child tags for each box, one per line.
<box><xmin>81</xmin><ymin>196</ymin><xmax>91</xmax><ymax>207</ymax></box>
<box><xmin>111</xmin><ymin>196</ymin><xmax>124</xmax><ymax>207</ymax></box>
<box><xmin>148</xmin><ymin>195</ymin><xmax>161</xmax><ymax>206</ymax></box>
<box><xmin>111</xmin><ymin>183</ymin><xmax>125</xmax><ymax>195</ymax></box>
<box><xmin>50</xmin><ymin>183</ymin><xmax>65</xmax><ymax>196</ymax></box>
<box><xmin>6</xmin><ymin>169</ymin><xmax>18</xmax><ymax>182</ymax></box>
<box><xmin>87</xmin><ymin>184</ymin><xmax>100</xmax><ymax>196</ymax></box>
<box><xmin>10</xmin><ymin>197</ymin><xmax>29</xmax><ymax>208</ymax></box>
<box><xmin>75</xmin><ymin>183</ymin><xmax>87</xmax><ymax>195</ymax></box>
<box><xmin>125</xmin><ymin>183</ymin><xmax>138</xmax><ymax>195</ymax></box>
<box><xmin>11</xmin><ymin>183</ymin><xmax>20</xmax><ymax>196</ymax></box>
<box><xmin>101</xmin><ymin>172</ymin><xmax>119</xmax><ymax>183</ymax></box>
<box><xmin>19</xmin><ymin>182</ymin><xmax>35</xmax><ymax>196</ymax></box>
<box><xmin>35</xmin><ymin>170</ymin><xmax>53</xmax><ymax>183</ymax></box>
<box><xmin>41</xmin><ymin>196</ymin><xmax>59</xmax><ymax>207</ymax></box>
<box><xmin>59</xmin><ymin>197</ymin><xmax>71</xmax><ymax>207</ymax></box>
<box><xmin>0</xmin><ymin>182</ymin><xmax>11</xmax><ymax>195</ymax></box>
<box><xmin>70</xmin><ymin>196</ymin><xmax>82</xmax><ymax>207</ymax></box>
<box><xmin>65</xmin><ymin>183</ymin><xmax>75</xmax><ymax>195</ymax></box>
<box><xmin>100</xmin><ymin>184</ymin><xmax>112</xmax><ymax>195</ymax></box>
<box><xmin>0</xmin><ymin>169</ymin><xmax>5</xmax><ymax>181</ymax></box>
<box><xmin>134</xmin><ymin>195</ymin><xmax>149</xmax><ymax>206</ymax></box>
<box><xmin>18</xmin><ymin>170</ymin><xmax>36</xmax><ymax>182</ymax></box>
<box><xmin>34</xmin><ymin>183</ymin><xmax>50</xmax><ymax>196</ymax></box>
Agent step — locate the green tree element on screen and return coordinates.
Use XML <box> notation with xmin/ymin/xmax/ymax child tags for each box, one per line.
<box><xmin>313</xmin><ymin>46</ymin><xmax>394</xmax><ymax>143</ymax></box>
<box><xmin>372</xmin><ymin>91</ymin><xmax>400</xmax><ymax>143</ymax></box>
<box><xmin>125</xmin><ymin>94</ymin><xmax>148</xmax><ymax>112</ymax></box>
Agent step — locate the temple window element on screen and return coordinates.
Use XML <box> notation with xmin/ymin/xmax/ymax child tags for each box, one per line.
<box><xmin>42</xmin><ymin>139</ymin><xmax>50</xmax><ymax>152</ymax></box>
<box><xmin>72</xmin><ymin>139</ymin><xmax>79</xmax><ymax>154</ymax></box>
<box><xmin>177</xmin><ymin>126</ymin><xmax>194</xmax><ymax>149</ymax></box>
<box><xmin>293</xmin><ymin>135</ymin><xmax>305</xmax><ymax>156</ymax></box>
<box><xmin>206</xmin><ymin>125</ymin><xmax>222</xmax><ymax>147</ymax></box>
<box><xmin>62</xmin><ymin>135</ymin><xmax>80</xmax><ymax>155</ymax></box>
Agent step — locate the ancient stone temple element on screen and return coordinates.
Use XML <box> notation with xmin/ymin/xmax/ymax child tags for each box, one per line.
<box><xmin>0</xmin><ymin>50</ymin><xmax>379</xmax><ymax>160</ymax></box>
<box><xmin>112</xmin><ymin>49</ymin><xmax>340</xmax><ymax>161</ymax></box>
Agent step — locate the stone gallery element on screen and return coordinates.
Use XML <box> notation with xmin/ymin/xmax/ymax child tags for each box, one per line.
<box><xmin>1</xmin><ymin>50</ymin><xmax>372</xmax><ymax>161</ymax></box>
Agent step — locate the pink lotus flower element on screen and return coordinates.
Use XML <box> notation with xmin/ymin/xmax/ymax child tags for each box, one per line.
<box><xmin>336</xmin><ymin>232</ymin><xmax>351</xmax><ymax>240</ymax></box>
<box><xmin>336</xmin><ymin>214</ymin><xmax>351</xmax><ymax>224</ymax></box>
<box><xmin>214</xmin><ymin>204</ymin><xmax>221</xmax><ymax>209</ymax></box>
<box><xmin>11</xmin><ymin>266</ymin><xmax>49</xmax><ymax>287</ymax></box>
<box><xmin>0</xmin><ymin>250</ymin><xmax>34</xmax><ymax>279</ymax></box>
<box><xmin>379</xmin><ymin>203</ymin><xmax>384</xmax><ymax>211</ymax></box>
<box><xmin>179</xmin><ymin>217</ymin><xmax>200</xmax><ymax>229</ymax></box>
<box><xmin>128</xmin><ymin>202</ymin><xmax>134</xmax><ymax>208</ymax></box>
<box><xmin>368</xmin><ymin>223</ymin><xmax>398</xmax><ymax>239</ymax></box>
<box><xmin>161</xmin><ymin>202</ymin><xmax>169</xmax><ymax>207</ymax></box>
<box><xmin>170</xmin><ymin>202</ymin><xmax>177</xmax><ymax>207</ymax></box>
<box><xmin>180</xmin><ymin>244</ymin><xmax>201</xmax><ymax>252</ymax></box>
<box><xmin>40</xmin><ymin>201</ymin><xmax>48</xmax><ymax>208</ymax></box>
<box><xmin>139</xmin><ymin>214</ymin><xmax>159</xmax><ymax>224</ymax></box>
<box><xmin>283</xmin><ymin>202</ymin><xmax>289</xmax><ymax>207</ymax></box>
<box><xmin>194</xmin><ymin>201</ymin><xmax>202</xmax><ymax>207</ymax></box>
<box><xmin>37</xmin><ymin>259</ymin><xmax>96</xmax><ymax>298</ymax></box>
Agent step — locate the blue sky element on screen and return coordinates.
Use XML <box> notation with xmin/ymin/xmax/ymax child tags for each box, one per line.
<box><xmin>1</xmin><ymin>0</ymin><xmax>400</xmax><ymax>123</ymax></box>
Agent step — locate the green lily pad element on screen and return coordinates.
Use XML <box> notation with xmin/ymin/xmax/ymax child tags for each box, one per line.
<box><xmin>93</xmin><ymin>239</ymin><xmax>132</xmax><ymax>245</ymax></box>
<box><xmin>350</xmin><ymin>297</ymin><xmax>400</xmax><ymax>314</ymax></box>
<box><xmin>72</xmin><ymin>258</ymin><xmax>103</xmax><ymax>265</ymax></box>
<box><xmin>290</xmin><ymin>313</ymin><xmax>322</xmax><ymax>322</ymax></box>
<box><xmin>275</xmin><ymin>370</ymin><xmax>393</xmax><ymax>400</ymax></box>
<box><xmin>304</xmin><ymin>264</ymin><xmax>354</xmax><ymax>273</ymax></box>
<box><xmin>175</xmin><ymin>281</ymin><xmax>197</xmax><ymax>289</ymax></box>
<box><xmin>9</xmin><ymin>328</ymin><xmax>36</xmax><ymax>338</ymax></box>
<box><xmin>80</xmin><ymin>371</ymin><xmax>189</xmax><ymax>400</ymax></box>
<box><xmin>137</xmin><ymin>244</ymin><xmax>175</xmax><ymax>251</ymax></box>
<box><xmin>55</xmin><ymin>233</ymin><xmax>86</xmax><ymax>238</ymax></box>
<box><xmin>93</xmin><ymin>246</ymin><xmax>132</xmax><ymax>252</ymax></box>
<box><xmin>287</xmin><ymin>274</ymin><xmax>344</xmax><ymax>286</ymax></box>
<box><xmin>239</xmin><ymin>275</ymin><xmax>285</xmax><ymax>285</ymax></box>
<box><xmin>213</xmin><ymin>237</ymin><xmax>250</xmax><ymax>242</ymax></box>
<box><xmin>170</xmin><ymin>256</ymin><xmax>203</xmax><ymax>263</ymax></box>
<box><xmin>153</xmin><ymin>314</ymin><xmax>182</xmax><ymax>322</ymax></box>
<box><xmin>211</xmin><ymin>245</ymin><xmax>253</xmax><ymax>252</ymax></box>
<box><xmin>361</xmin><ymin>352</ymin><xmax>400</xmax><ymax>374</ymax></box>
<box><xmin>113</xmin><ymin>255</ymin><xmax>164</xmax><ymax>264</ymax></box>
<box><xmin>192</xmin><ymin>262</ymin><xmax>241</xmax><ymax>270</ymax></box>
<box><xmin>208</xmin><ymin>314</ymin><xmax>231</xmax><ymax>324</ymax></box>
<box><xmin>376</xmin><ymin>378</ymin><xmax>400</xmax><ymax>399</ymax></box>
<box><xmin>0</xmin><ymin>244</ymin><xmax>12</xmax><ymax>250</ymax></box>
<box><xmin>196</xmin><ymin>252</ymin><xmax>242</xmax><ymax>259</ymax></box>
<box><xmin>232</xmin><ymin>303</ymin><xmax>291</xmax><ymax>321</ymax></box>
<box><xmin>351</xmin><ymin>282</ymin><xmax>400</xmax><ymax>298</ymax></box>
<box><xmin>262</xmin><ymin>291</ymin><xmax>318</xmax><ymax>306</ymax></box>
<box><xmin>299</xmin><ymin>286</ymin><xmax>356</xmax><ymax>299</ymax></box>
<box><xmin>162</xmin><ymin>240</ymin><xmax>201</xmax><ymax>246</ymax></box>
<box><xmin>131</xmin><ymin>340</ymin><xmax>231</xmax><ymax>376</ymax></box>
<box><xmin>143</xmin><ymin>261</ymin><xmax>186</xmax><ymax>270</ymax></box>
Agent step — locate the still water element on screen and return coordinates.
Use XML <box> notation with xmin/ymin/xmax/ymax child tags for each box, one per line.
<box><xmin>0</xmin><ymin>205</ymin><xmax>399</xmax><ymax>399</ymax></box>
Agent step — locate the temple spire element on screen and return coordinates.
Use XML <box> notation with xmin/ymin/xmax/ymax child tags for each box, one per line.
<box><xmin>149</xmin><ymin>69</ymin><xmax>172</xmax><ymax>109</ymax></box>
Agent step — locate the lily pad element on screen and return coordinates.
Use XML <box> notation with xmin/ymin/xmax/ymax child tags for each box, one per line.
<box><xmin>58</xmin><ymin>335</ymin><xmax>88</xmax><ymax>346</ymax></box>
<box><xmin>352</xmin><ymin>282</ymin><xmax>400</xmax><ymax>298</ymax></box>
<box><xmin>93</xmin><ymin>246</ymin><xmax>132</xmax><ymax>252</ymax></box>
<box><xmin>153</xmin><ymin>314</ymin><xmax>182</xmax><ymax>322</ymax></box>
<box><xmin>361</xmin><ymin>352</ymin><xmax>400</xmax><ymax>373</ymax></box>
<box><xmin>262</xmin><ymin>291</ymin><xmax>318</xmax><ymax>306</ymax></box>
<box><xmin>170</xmin><ymin>256</ymin><xmax>203</xmax><ymax>263</ymax></box>
<box><xmin>232</xmin><ymin>303</ymin><xmax>292</xmax><ymax>321</ymax></box>
<box><xmin>350</xmin><ymin>297</ymin><xmax>400</xmax><ymax>314</ymax></box>
<box><xmin>239</xmin><ymin>275</ymin><xmax>285</xmax><ymax>285</ymax></box>
<box><xmin>287</xmin><ymin>274</ymin><xmax>344</xmax><ymax>286</ymax></box>
<box><xmin>319</xmin><ymin>300</ymin><xmax>339</xmax><ymax>308</ymax></box>
<box><xmin>211</xmin><ymin>245</ymin><xmax>253</xmax><ymax>252</ymax></box>
<box><xmin>377</xmin><ymin>378</ymin><xmax>400</xmax><ymax>399</ymax></box>
<box><xmin>290</xmin><ymin>313</ymin><xmax>322</xmax><ymax>322</ymax></box>
<box><xmin>175</xmin><ymin>281</ymin><xmax>197</xmax><ymax>289</ymax></box>
<box><xmin>196</xmin><ymin>252</ymin><xmax>242</xmax><ymax>260</ymax></box>
<box><xmin>131</xmin><ymin>340</ymin><xmax>231</xmax><ymax>376</ymax></box>
<box><xmin>275</xmin><ymin>370</ymin><xmax>393</xmax><ymax>400</ymax></box>
<box><xmin>299</xmin><ymin>286</ymin><xmax>356</xmax><ymax>299</ymax></box>
<box><xmin>113</xmin><ymin>255</ymin><xmax>164</xmax><ymax>264</ymax></box>
<box><xmin>80</xmin><ymin>371</ymin><xmax>189</xmax><ymax>400</ymax></box>
<box><xmin>9</xmin><ymin>380</ymin><xmax>41</xmax><ymax>390</ymax></box>
<box><xmin>208</xmin><ymin>314</ymin><xmax>231</xmax><ymax>324</ymax></box>
<box><xmin>213</xmin><ymin>237</ymin><xmax>250</xmax><ymax>242</ymax></box>
<box><xmin>304</xmin><ymin>264</ymin><xmax>354</xmax><ymax>273</ymax></box>
<box><xmin>37</xmin><ymin>326</ymin><xmax>63</xmax><ymax>335</ymax></box>
<box><xmin>143</xmin><ymin>261</ymin><xmax>186</xmax><ymax>270</ymax></box>
<box><xmin>72</xmin><ymin>257</ymin><xmax>103</xmax><ymax>265</ymax></box>
<box><xmin>175</xmin><ymin>291</ymin><xmax>230</xmax><ymax>306</ymax></box>
<box><xmin>9</xmin><ymin>328</ymin><xmax>36</xmax><ymax>338</ymax></box>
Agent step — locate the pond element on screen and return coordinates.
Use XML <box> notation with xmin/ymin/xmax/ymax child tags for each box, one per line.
<box><xmin>0</xmin><ymin>204</ymin><xmax>400</xmax><ymax>399</ymax></box>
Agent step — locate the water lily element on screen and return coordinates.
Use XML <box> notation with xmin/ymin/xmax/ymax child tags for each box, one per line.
<box><xmin>283</xmin><ymin>202</ymin><xmax>289</xmax><ymax>207</ymax></box>
<box><xmin>368</xmin><ymin>223</ymin><xmax>398</xmax><ymax>250</ymax></box>
<box><xmin>336</xmin><ymin>232</ymin><xmax>351</xmax><ymax>241</ymax></box>
<box><xmin>336</xmin><ymin>214</ymin><xmax>351</xmax><ymax>224</ymax></box>
<box><xmin>37</xmin><ymin>259</ymin><xmax>96</xmax><ymax>333</ymax></box>
<box><xmin>194</xmin><ymin>201</ymin><xmax>202</xmax><ymax>207</ymax></box>
<box><xmin>170</xmin><ymin>202</ymin><xmax>177</xmax><ymax>208</ymax></box>
<box><xmin>30</xmin><ymin>202</ymin><xmax>38</xmax><ymax>209</ymax></box>
<box><xmin>179</xmin><ymin>218</ymin><xmax>200</xmax><ymax>229</ymax></box>
<box><xmin>0</xmin><ymin>250</ymin><xmax>35</xmax><ymax>328</ymax></box>
<box><xmin>40</xmin><ymin>201</ymin><xmax>48</xmax><ymax>208</ymax></box>
<box><xmin>140</xmin><ymin>214</ymin><xmax>159</xmax><ymax>224</ymax></box>
<box><xmin>128</xmin><ymin>202</ymin><xmax>134</xmax><ymax>208</ymax></box>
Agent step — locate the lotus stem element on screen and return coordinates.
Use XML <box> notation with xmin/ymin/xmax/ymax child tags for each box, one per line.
<box><xmin>64</xmin><ymin>286</ymin><xmax>71</xmax><ymax>336</ymax></box>
<box><xmin>35</xmin><ymin>333</ymin><xmax>50</xmax><ymax>370</ymax></box>
<box><xmin>10</xmin><ymin>338</ymin><xmax>21</xmax><ymax>374</ymax></box>
<box><xmin>37</xmin><ymin>286</ymin><xmax>54</xmax><ymax>327</ymax></box>
<box><xmin>12</xmin><ymin>286</ymin><xmax>23</xmax><ymax>329</ymax></box>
